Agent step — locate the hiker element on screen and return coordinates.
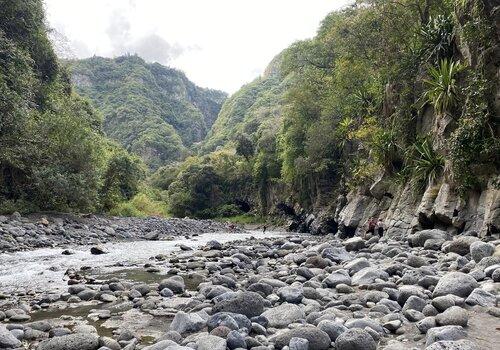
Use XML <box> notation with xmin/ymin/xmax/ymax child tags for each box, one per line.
<box><xmin>262</xmin><ymin>225</ymin><xmax>267</xmax><ymax>233</ymax></box>
<box><xmin>377</xmin><ymin>218</ymin><xmax>384</xmax><ymax>237</ymax></box>
<box><xmin>366</xmin><ymin>217</ymin><xmax>376</xmax><ymax>236</ymax></box>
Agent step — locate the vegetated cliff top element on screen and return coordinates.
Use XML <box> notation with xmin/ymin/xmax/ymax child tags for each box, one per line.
<box><xmin>201</xmin><ymin>51</ymin><xmax>290</xmax><ymax>154</ymax></box>
<box><xmin>69</xmin><ymin>55</ymin><xmax>227</xmax><ymax>168</ymax></box>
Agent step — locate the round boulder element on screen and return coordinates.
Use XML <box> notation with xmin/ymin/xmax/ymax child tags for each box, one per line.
<box><xmin>274</xmin><ymin>326</ymin><xmax>330</xmax><ymax>350</ymax></box>
<box><xmin>334</xmin><ymin>328</ymin><xmax>376</xmax><ymax>350</ymax></box>
<box><xmin>432</xmin><ymin>272</ymin><xmax>478</xmax><ymax>298</ymax></box>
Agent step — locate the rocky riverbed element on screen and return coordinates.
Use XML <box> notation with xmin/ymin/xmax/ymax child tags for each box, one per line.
<box><xmin>0</xmin><ymin>213</ymin><xmax>244</xmax><ymax>252</ymax></box>
<box><xmin>0</xmin><ymin>215</ymin><xmax>500</xmax><ymax>350</ymax></box>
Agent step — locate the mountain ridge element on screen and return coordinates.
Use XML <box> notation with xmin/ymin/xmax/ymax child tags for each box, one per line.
<box><xmin>69</xmin><ymin>55</ymin><xmax>227</xmax><ymax>168</ymax></box>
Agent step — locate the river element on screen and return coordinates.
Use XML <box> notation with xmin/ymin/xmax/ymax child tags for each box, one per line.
<box><xmin>0</xmin><ymin>230</ymin><xmax>284</xmax><ymax>295</ymax></box>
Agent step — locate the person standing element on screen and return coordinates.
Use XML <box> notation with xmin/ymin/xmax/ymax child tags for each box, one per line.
<box><xmin>377</xmin><ymin>218</ymin><xmax>384</xmax><ymax>237</ymax></box>
<box><xmin>366</xmin><ymin>217</ymin><xmax>376</xmax><ymax>236</ymax></box>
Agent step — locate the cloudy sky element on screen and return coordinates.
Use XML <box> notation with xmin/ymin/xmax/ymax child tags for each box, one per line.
<box><xmin>45</xmin><ymin>0</ymin><xmax>350</xmax><ymax>93</ymax></box>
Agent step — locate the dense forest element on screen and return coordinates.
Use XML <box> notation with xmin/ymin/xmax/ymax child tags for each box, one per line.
<box><xmin>0</xmin><ymin>0</ymin><xmax>144</xmax><ymax>213</ymax></box>
<box><xmin>69</xmin><ymin>56</ymin><xmax>227</xmax><ymax>169</ymax></box>
<box><xmin>0</xmin><ymin>0</ymin><xmax>498</xmax><ymax>223</ymax></box>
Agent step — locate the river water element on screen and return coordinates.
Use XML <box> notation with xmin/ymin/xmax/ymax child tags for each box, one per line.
<box><xmin>0</xmin><ymin>230</ymin><xmax>284</xmax><ymax>294</ymax></box>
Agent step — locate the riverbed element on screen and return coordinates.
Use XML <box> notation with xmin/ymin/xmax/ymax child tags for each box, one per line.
<box><xmin>0</xmin><ymin>230</ymin><xmax>284</xmax><ymax>295</ymax></box>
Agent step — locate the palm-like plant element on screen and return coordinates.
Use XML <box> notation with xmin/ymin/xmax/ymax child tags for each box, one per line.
<box><xmin>407</xmin><ymin>138</ymin><xmax>444</xmax><ymax>187</ymax></box>
<box><xmin>422</xmin><ymin>59</ymin><xmax>464</xmax><ymax>116</ymax></box>
<box><xmin>420</xmin><ymin>15</ymin><xmax>454</xmax><ymax>63</ymax></box>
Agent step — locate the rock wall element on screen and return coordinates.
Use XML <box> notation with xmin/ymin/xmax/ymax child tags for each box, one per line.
<box><xmin>334</xmin><ymin>176</ymin><xmax>499</xmax><ymax>239</ymax></box>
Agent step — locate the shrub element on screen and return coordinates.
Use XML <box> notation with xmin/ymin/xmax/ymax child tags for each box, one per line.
<box><xmin>407</xmin><ymin>137</ymin><xmax>444</xmax><ymax>189</ymax></box>
<box><xmin>217</xmin><ymin>204</ymin><xmax>244</xmax><ymax>218</ymax></box>
<box><xmin>422</xmin><ymin>59</ymin><xmax>464</xmax><ymax>116</ymax></box>
<box><xmin>420</xmin><ymin>15</ymin><xmax>455</xmax><ymax>63</ymax></box>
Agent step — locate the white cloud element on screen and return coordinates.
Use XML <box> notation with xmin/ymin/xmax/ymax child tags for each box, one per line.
<box><xmin>44</xmin><ymin>0</ymin><xmax>351</xmax><ymax>93</ymax></box>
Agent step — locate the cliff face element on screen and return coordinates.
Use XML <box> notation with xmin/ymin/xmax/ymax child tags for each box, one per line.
<box><xmin>280</xmin><ymin>0</ymin><xmax>500</xmax><ymax>238</ymax></box>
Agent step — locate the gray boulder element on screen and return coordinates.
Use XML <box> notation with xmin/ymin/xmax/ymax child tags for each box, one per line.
<box><xmin>465</xmin><ymin>288</ymin><xmax>496</xmax><ymax>307</ymax></box>
<box><xmin>277</xmin><ymin>286</ymin><xmax>304</xmax><ymax>304</ymax></box>
<box><xmin>158</xmin><ymin>276</ymin><xmax>185</xmax><ymax>294</ymax></box>
<box><xmin>321</xmin><ymin>247</ymin><xmax>352</xmax><ymax>263</ymax></box>
<box><xmin>90</xmin><ymin>245</ymin><xmax>108</xmax><ymax>255</ymax></box>
<box><xmin>213</xmin><ymin>291</ymin><xmax>264</xmax><ymax>318</ymax></box>
<box><xmin>470</xmin><ymin>241</ymin><xmax>494</xmax><ymax>262</ymax></box>
<box><xmin>435</xmin><ymin>306</ymin><xmax>468</xmax><ymax>327</ymax></box>
<box><xmin>334</xmin><ymin>328</ymin><xmax>377</xmax><ymax>350</ymax></box>
<box><xmin>344</xmin><ymin>257</ymin><xmax>371</xmax><ymax>275</ymax></box>
<box><xmin>289</xmin><ymin>337</ymin><xmax>309</xmax><ymax>350</ymax></box>
<box><xmin>274</xmin><ymin>326</ymin><xmax>330</xmax><ymax>350</ymax></box>
<box><xmin>445</xmin><ymin>236</ymin><xmax>479</xmax><ymax>256</ymax></box>
<box><xmin>432</xmin><ymin>272</ymin><xmax>478</xmax><ymax>298</ymax></box>
<box><xmin>323</xmin><ymin>270</ymin><xmax>351</xmax><ymax>287</ymax></box>
<box><xmin>227</xmin><ymin>330</ymin><xmax>246</xmax><ymax>349</ymax></box>
<box><xmin>409</xmin><ymin>229</ymin><xmax>449</xmax><ymax>247</ymax></box>
<box><xmin>352</xmin><ymin>267</ymin><xmax>389</xmax><ymax>285</ymax></box>
<box><xmin>317</xmin><ymin>319</ymin><xmax>347</xmax><ymax>341</ymax></box>
<box><xmin>343</xmin><ymin>237</ymin><xmax>366</xmax><ymax>251</ymax></box>
<box><xmin>36</xmin><ymin>333</ymin><xmax>99</xmax><ymax>350</ymax></box>
<box><xmin>170</xmin><ymin>311</ymin><xmax>205</xmax><ymax>334</ymax></box>
<box><xmin>425</xmin><ymin>326</ymin><xmax>466</xmax><ymax>347</ymax></box>
<box><xmin>261</xmin><ymin>303</ymin><xmax>305</xmax><ymax>328</ymax></box>
<box><xmin>196</xmin><ymin>334</ymin><xmax>226</xmax><ymax>350</ymax></box>
<box><xmin>425</xmin><ymin>339</ymin><xmax>479</xmax><ymax>350</ymax></box>
<box><xmin>0</xmin><ymin>325</ymin><xmax>22</xmax><ymax>349</ymax></box>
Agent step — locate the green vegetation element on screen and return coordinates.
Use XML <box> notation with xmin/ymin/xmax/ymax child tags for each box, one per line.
<box><xmin>1</xmin><ymin>0</ymin><xmax>497</xmax><ymax>219</ymax></box>
<box><xmin>422</xmin><ymin>59</ymin><xmax>464</xmax><ymax>116</ymax></box>
<box><xmin>162</xmin><ymin>0</ymin><xmax>498</xmax><ymax>218</ymax></box>
<box><xmin>0</xmin><ymin>0</ymin><xmax>143</xmax><ymax>214</ymax></box>
<box><xmin>69</xmin><ymin>56</ymin><xmax>227</xmax><ymax>169</ymax></box>
<box><xmin>407</xmin><ymin>138</ymin><xmax>445</xmax><ymax>189</ymax></box>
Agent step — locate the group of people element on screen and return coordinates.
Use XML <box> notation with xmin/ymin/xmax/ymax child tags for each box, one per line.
<box><xmin>367</xmin><ymin>217</ymin><xmax>384</xmax><ymax>237</ymax></box>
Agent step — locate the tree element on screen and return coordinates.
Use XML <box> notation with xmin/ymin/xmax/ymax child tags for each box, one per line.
<box><xmin>234</xmin><ymin>133</ymin><xmax>254</xmax><ymax>160</ymax></box>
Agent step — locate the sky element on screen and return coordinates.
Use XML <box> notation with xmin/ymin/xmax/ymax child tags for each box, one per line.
<box><xmin>45</xmin><ymin>0</ymin><xmax>350</xmax><ymax>93</ymax></box>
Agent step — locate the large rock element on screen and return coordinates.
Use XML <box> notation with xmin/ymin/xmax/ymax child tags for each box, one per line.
<box><xmin>352</xmin><ymin>267</ymin><xmax>389</xmax><ymax>285</ymax></box>
<box><xmin>432</xmin><ymin>272</ymin><xmax>478</xmax><ymax>298</ymax></box>
<box><xmin>323</xmin><ymin>270</ymin><xmax>351</xmax><ymax>287</ymax></box>
<box><xmin>317</xmin><ymin>320</ymin><xmax>347</xmax><ymax>341</ymax></box>
<box><xmin>261</xmin><ymin>303</ymin><xmax>305</xmax><ymax>328</ymax></box>
<box><xmin>465</xmin><ymin>288</ymin><xmax>496</xmax><ymax>306</ymax></box>
<box><xmin>425</xmin><ymin>339</ymin><xmax>479</xmax><ymax>350</ymax></box>
<box><xmin>212</xmin><ymin>291</ymin><xmax>264</xmax><ymax>318</ymax></box>
<box><xmin>196</xmin><ymin>334</ymin><xmax>226</xmax><ymax>350</ymax></box>
<box><xmin>470</xmin><ymin>241</ymin><xmax>495</xmax><ymax>262</ymax></box>
<box><xmin>273</xmin><ymin>326</ymin><xmax>331</xmax><ymax>350</ymax></box>
<box><xmin>425</xmin><ymin>326</ymin><xmax>467</xmax><ymax>347</ymax></box>
<box><xmin>36</xmin><ymin>333</ymin><xmax>99</xmax><ymax>350</ymax></box>
<box><xmin>344</xmin><ymin>318</ymin><xmax>384</xmax><ymax>334</ymax></box>
<box><xmin>277</xmin><ymin>286</ymin><xmax>304</xmax><ymax>304</ymax></box>
<box><xmin>334</xmin><ymin>328</ymin><xmax>377</xmax><ymax>350</ymax></box>
<box><xmin>90</xmin><ymin>245</ymin><xmax>108</xmax><ymax>255</ymax></box>
<box><xmin>435</xmin><ymin>306</ymin><xmax>468</xmax><ymax>327</ymax></box>
<box><xmin>343</xmin><ymin>237</ymin><xmax>366</xmax><ymax>251</ymax></box>
<box><xmin>409</xmin><ymin>229</ymin><xmax>450</xmax><ymax>247</ymax></box>
<box><xmin>445</xmin><ymin>236</ymin><xmax>479</xmax><ymax>256</ymax></box>
<box><xmin>344</xmin><ymin>257</ymin><xmax>371</xmax><ymax>275</ymax></box>
<box><xmin>170</xmin><ymin>311</ymin><xmax>205</xmax><ymax>334</ymax></box>
<box><xmin>158</xmin><ymin>276</ymin><xmax>185</xmax><ymax>294</ymax></box>
<box><xmin>321</xmin><ymin>247</ymin><xmax>352</xmax><ymax>263</ymax></box>
<box><xmin>0</xmin><ymin>325</ymin><xmax>22</xmax><ymax>349</ymax></box>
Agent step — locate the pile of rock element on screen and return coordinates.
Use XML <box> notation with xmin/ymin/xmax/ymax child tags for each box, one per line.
<box><xmin>0</xmin><ymin>228</ymin><xmax>499</xmax><ymax>350</ymax></box>
<box><xmin>0</xmin><ymin>213</ymin><xmax>244</xmax><ymax>252</ymax></box>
